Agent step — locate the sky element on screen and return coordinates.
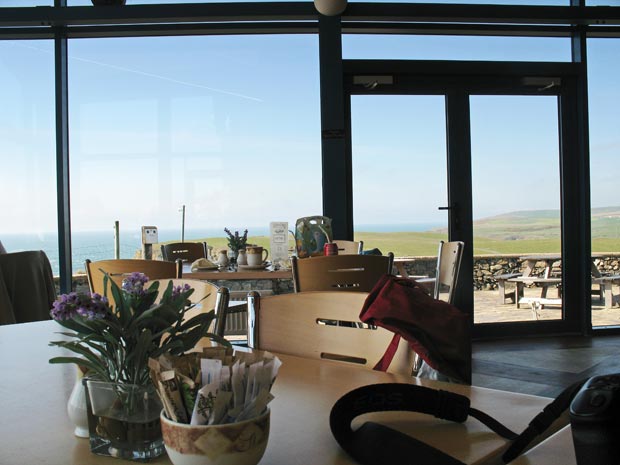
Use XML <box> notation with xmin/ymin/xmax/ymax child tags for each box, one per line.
<box><xmin>1</xmin><ymin>6</ymin><xmax>619</xmax><ymax>236</ymax></box>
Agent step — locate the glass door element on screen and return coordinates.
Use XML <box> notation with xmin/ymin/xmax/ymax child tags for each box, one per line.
<box><xmin>350</xmin><ymin>95</ymin><xmax>449</xmax><ymax>260</ymax></box>
<box><xmin>470</xmin><ymin>95</ymin><xmax>563</xmax><ymax>324</ymax></box>
<box><xmin>345</xmin><ymin>60</ymin><xmax>585</xmax><ymax>337</ymax></box>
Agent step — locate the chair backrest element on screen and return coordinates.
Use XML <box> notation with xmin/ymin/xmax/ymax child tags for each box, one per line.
<box><xmin>291</xmin><ymin>253</ymin><xmax>394</xmax><ymax>293</ymax></box>
<box><xmin>331</xmin><ymin>240</ymin><xmax>363</xmax><ymax>255</ymax></box>
<box><xmin>160</xmin><ymin>242</ymin><xmax>208</xmax><ymax>263</ymax></box>
<box><xmin>433</xmin><ymin>241</ymin><xmax>464</xmax><ymax>304</ymax></box>
<box><xmin>246</xmin><ymin>291</ymin><xmax>413</xmax><ymax>375</ymax></box>
<box><xmin>85</xmin><ymin>259</ymin><xmax>182</xmax><ymax>304</ymax></box>
<box><xmin>149</xmin><ymin>278</ymin><xmax>230</xmax><ymax>339</ymax></box>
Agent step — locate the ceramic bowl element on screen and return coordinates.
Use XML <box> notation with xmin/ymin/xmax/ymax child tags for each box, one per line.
<box><xmin>160</xmin><ymin>409</ymin><xmax>270</xmax><ymax>465</ymax></box>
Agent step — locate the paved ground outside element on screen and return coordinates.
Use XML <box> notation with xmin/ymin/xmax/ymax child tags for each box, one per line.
<box><xmin>474</xmin><ymin>285</ymin><xmax>618</xmax><ymax>327</ymax></box>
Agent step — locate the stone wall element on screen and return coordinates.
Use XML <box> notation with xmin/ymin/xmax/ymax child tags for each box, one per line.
<box><xmin>396</xmin><ymin>253</ymin><xmax>620</xmax><ymax>291</ymax></box>
<box><xmin>60</xmin><ymin>253</ymin><xmax>620</xmax><ymax>296</ymax></box>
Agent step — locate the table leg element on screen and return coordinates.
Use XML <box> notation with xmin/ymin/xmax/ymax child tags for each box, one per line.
<box><xmin>498</xmin><ymin>280</ymin><xmax>514</xmax><ymax>304</ymax></box>
<box><xmin>516</xmin><ymin>282</ymin><xmax>525</xmax><ymax>308</ymax></box>
<box><xmin>602</xmin><ymin>282</ymin><xmax>613</xmax><ymax>309</ymax></box>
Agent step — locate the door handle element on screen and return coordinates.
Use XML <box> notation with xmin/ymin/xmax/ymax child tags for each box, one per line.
<box><xmin>438</xmin><ymin>204</ymin><xmax>460</xmax><ymax>229</ymax></box>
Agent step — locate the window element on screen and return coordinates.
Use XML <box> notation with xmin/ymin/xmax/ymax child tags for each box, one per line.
<box><xmin>588</xmin><ymin>38</ymin><xmax>620</xmax><ymax>327</ymax></box>
<box><xmin>343</xmin><ymin>35</ymin><xmax>571</xmax><ymax>61</ymax></box>
<box><xmin>68</xmin><ymin>35</ymin><xmax>320</xmax><ymax>270</ymax></box>
<box><xmin>0</xmin><ymin>40</ymin><xmax>57</xmax><ymax>273</ymax></box>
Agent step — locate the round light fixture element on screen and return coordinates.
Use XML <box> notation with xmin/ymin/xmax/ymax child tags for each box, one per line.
<box><xmin>314</xmin><ymin>0</ymin><xmax>347</xmax><ymax>16</ymax></box>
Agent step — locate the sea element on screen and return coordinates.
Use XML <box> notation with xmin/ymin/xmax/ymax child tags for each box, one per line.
<box><xmin>1</xmin><ymin>222</ymin><xmax>441</xmax><ymax>276</ymax></box>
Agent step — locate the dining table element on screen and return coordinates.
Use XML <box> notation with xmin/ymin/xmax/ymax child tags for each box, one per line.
<box><xmin>183</xmin><ymin>263</ymin><xmax>292</xmax><ymax>281</ymax></box>
<box><xmin>508</xmin><ymin>426</ymin><xmax>576</xmax><ymax>464</ymax></box>
<box><xmin>0</xmin><ymin>320</ymin><xmax>567</xmax><ymax>465</ymax></box>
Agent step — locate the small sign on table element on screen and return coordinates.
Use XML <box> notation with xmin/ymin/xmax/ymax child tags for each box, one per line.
<box><xmin>270</xmin><ymin>222</ymin><xmax>289</xmax><ymax>268</ymax></box>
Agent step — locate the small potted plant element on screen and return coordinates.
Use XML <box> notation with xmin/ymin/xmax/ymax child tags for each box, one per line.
<box><xmin>224</xmin><ymin>227</ymin><xmax>248</xmax><ymax>262</ymax></box>
<box><xmin>49</xmin><ymin>273</ymin><xmax>229</xmax><ymax>461</ymax></box>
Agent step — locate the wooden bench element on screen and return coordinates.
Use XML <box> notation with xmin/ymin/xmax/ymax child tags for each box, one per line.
<box><xmin>591</xmin><ymin>275</ymin><xmax>620</xmax><ymax>308</ymax></box>
<box><xmin>508</xmin><ymin>276</ymin><xmax>562</xmax><ymax>308</ymax></box>
<box><xmin>495</xmin><ymin>272</ymin><xmax>523</xmax><ymax>304</ymax></box>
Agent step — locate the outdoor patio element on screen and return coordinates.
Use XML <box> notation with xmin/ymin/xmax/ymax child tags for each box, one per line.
<box><xmin>474</xmin><ymin>286</ymin><xmax>619</xmax><ymax>327</ymax></box>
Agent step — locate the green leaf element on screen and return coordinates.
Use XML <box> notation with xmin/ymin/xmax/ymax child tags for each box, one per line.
<box><xmin>124</xmin><ymin>329</ymin><xmax>154</xmax><ymax>384</ymax></box>
<box><xmin>151</xmin><ymin>338</ymin><xmax>185</xmax><ymax>357</ymax></box>
<box><xmin>169</xmin><ymin>325</ymin><xmax>212</xmax><ymax>353</ymax></box>
<box><xmin>54</xmin><ymin>318</ymin><xmax>98</xmax><ymax>335</ymax></box>
<box><xmin>49</xmin><ymin>357</ymin><xmax>110</xmax><ymax>382</ymax></box>
<box><xmin>177</xmin><ymin>311</ymin><xmax>216</xmax><ymax>332</ymax></box>
<box><xmin>50</xmin><ymin>340</ymin><xmax>106</xmax><ymax>368</ymax></box>
<box><xmin>201</xmin><ymin>332</ymin><xmax>231</xmax><ymax>348</ymax></box>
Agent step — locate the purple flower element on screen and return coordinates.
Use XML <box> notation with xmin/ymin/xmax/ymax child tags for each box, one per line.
<box><xmin>122</xmin><ymin>272</ymin><xmax>149</xmax><ymax>297</ymax></box>
<box><xmin>75</xmin><ymin>293</ymin><xmax>109</xmax><ymax>320</ymax></box>
<box><xmin>50</xmin><ymin>292</ymin><xmax>110</xmax><ymax>321</ymax></box>
<box><xmin>224</xmin><ymin>227</ymin><xmax>248</xmax><ymax>251</ymax></box>
<box><xmin>51</xmin><ymin>292</ymin><xmax>79</xmax><ymax>320</ymax></box>
<box><xmin>172</xmin><ymin>283</ymin><xmax>191</xmax><ymax>299</ymax></box>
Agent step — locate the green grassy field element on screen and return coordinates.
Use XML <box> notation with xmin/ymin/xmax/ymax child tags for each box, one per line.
<box><xmin>174</xmin><ymin>232</ymin><xmax>620</xmax><ymax>258</ymax></box>
<box><xmin>166</xmin><ymin>207</ymin><xmax>620</xmax><ymax>257</ymax></box>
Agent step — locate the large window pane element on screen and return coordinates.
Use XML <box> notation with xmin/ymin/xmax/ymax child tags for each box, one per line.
<box><xmin>351</xmin><ymin>95</ymin><xmax>448</xmax><ymax>257</ymax></box>
<box><xmin>470</xmin><ymin>96</ymin><xmax>562</xmax><ymax>324</ymax></box>
<box><xmin>343</xmin><ymin>35</ymin><xmax>571</xmax><ymax>62</ymax></box>
<box><xmin>349</xmin><ymin>0</ymin><xmax>567</xmax><ymax>3</ymax></box>
<box><xmin>69</xmin><ymin>0</ymin><xmax>304</xmax><ymax>4</ymax></box>
<box><xmin>69</xmin><ymin>35</ymin><xmax>320</xmax><ymax>270</ymax></box>
<box><xmin>0</xmin><ymin>1</ymin><xmax>51</xmax><ymax>6</ymax></box>
<box><xmin>588</xmin><ymin>38</ymin><xmax>620</xmax><ymax>328</ymax></box>
<box><xmin>0</xmin><ymin>40</ymin><xmax>57</xmax><ymax>274</ymax></box>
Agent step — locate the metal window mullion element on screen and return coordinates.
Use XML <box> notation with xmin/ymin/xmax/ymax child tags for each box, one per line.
<box><xmin>319</xmin><ymin>14</ymin><xmax>351</xmax><ymax>240</ymax></box>
<box><xmin>54</xmin><ymin>24</ymin><xmax>72</xmax><ymax>294</ymax></box>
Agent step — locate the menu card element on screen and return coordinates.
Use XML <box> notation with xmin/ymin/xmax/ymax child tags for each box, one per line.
<box><xmin>269</xmin><ymin>222</ymin><xmax>289</xmax><ymax>267</ymax></box>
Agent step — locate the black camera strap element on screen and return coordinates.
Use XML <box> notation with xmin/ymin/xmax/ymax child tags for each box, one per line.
<box><xmin>330</xmin><ymin>380</ymin><xmax>588</xmax><ymax>465</ymax></box>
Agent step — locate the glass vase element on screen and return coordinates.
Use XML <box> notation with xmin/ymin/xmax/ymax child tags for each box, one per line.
<box><xmin>83</xmin><ymin>378</ymin><xmax>165</xmax><ymax>461</ymax></box>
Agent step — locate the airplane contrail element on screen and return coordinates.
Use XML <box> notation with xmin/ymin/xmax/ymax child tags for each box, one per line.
<box><xmin>6</xmin><ymin>41</ymin><xmax>264</xmax><ymax>102</ymax></box>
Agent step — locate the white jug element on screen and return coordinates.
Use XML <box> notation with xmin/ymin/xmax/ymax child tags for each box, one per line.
<box><xmin>237</xmin><ymin>249</ymin><xmax>248</xmax><ymax>266</ymax></box>
<box><xmin>217</xmin><ymin>250</ymin><xmax>229</xmax><ymax>268</ymax></box>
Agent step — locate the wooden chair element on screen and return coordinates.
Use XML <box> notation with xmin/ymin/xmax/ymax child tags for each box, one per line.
<box><xmin>291</xmin><ymin>252</ymin><xmax>394</xmax><ymax>293</ymax></box>
<box><xmin>160</xmin><ymin>242</ymin><xmax>208</xmax><ymax>263</ymax></box>
<box><xmin>331</xmin><ymin>240</ymin><xmax>363</xmax><ymax>255</ymax></box>
<box><xmin>416</xmin><ymin>241</ymin><xmax>464</xmax><ymax>304</ymax></box>
<box><xmin>85</xmin><ymin>258</ymin><xmax>182</xmax><ymax>304</ymax></box>
<box><xmin>412</xmin><ymin>240</ymin><xmax>464</xmax><ymax>379</ymax></box>
<box><xmin>246</xmin><ymin>291</ymin><xmax>413</xmax><ymax>375</ymax></box>
<box><xmin>149</xmin><ymin>278</ymin><xmax>230</xmax><ymax>339</ymax></box>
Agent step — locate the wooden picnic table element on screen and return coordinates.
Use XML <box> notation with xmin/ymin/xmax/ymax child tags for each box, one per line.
<box><xmin>508</xmin><ymin>276</ymin><xmax>562</xmax><ymax>309</ymax></box>
<box><xmin>519</xmin><ymin>254</ymin><xmax>562</xmax><ymax>279</ymax></box>
<box><xmin>520</xmin><ymin>254</ymin><xmax>605</xmax><ymax>278</ymax></box>
<box><xmin>506</xmin><ymin>254</ymin><xmax>620</xmax><ymax>309</ymax></box>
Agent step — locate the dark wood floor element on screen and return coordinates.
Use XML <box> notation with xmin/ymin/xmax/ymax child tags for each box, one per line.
<box><xmin>472</xmin><ymin>334</ymin><xmax>620</xmax><ymax>398</ymax></box>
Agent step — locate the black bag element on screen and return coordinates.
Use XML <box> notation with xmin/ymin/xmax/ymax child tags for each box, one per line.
<box><xmin>330</xmin><ymin>380</ymin><xmax>587</xmax><ymax>465</ymax></box>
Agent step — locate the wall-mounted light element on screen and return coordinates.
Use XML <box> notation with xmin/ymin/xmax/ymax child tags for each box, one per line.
<box><xmin>314</xmin><ymin>0</ymin><xmax>347</xmax><ymax>16</ymax></box>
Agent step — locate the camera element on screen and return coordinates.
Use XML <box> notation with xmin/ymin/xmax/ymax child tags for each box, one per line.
<box><xmin>570</xmin><ymin>374</ymin><xmax>620</xmax><ymax>465</ymax></box>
